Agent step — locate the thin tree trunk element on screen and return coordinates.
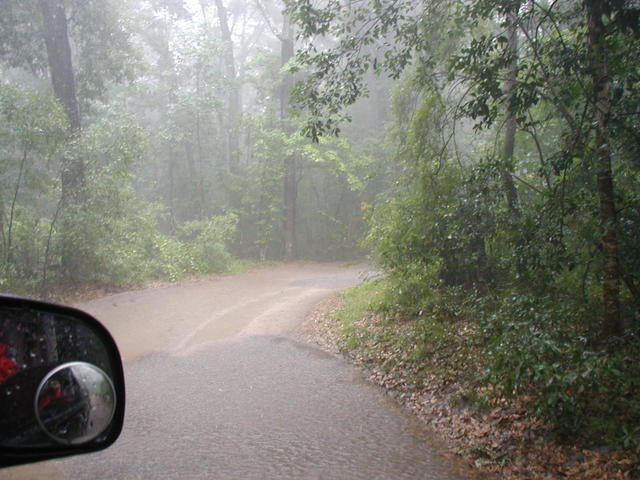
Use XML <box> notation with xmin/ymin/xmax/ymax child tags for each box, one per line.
<box><xmin>168</xmin><ymin>153</ymin><xmax>176</xmax><ymax>231</ymax></box>
<box><xmin>0</xmin><ymin>193</ymin><xmax>6</xmax><ymax>257</ymax></box>
<box><xmin>280</xmin><ymin>14</ymin><xmax>297</xmax><ymax>260</ymax></box>
<box><xmin>156</xmin><ymin>16</ymin><xmax>179</xmax><ymax>230</ymax></box>
<box><xmin>213</xmin><ymin>0</ymin><xmax>241</xmax><ymax>174</ymax></box>
<box><xmin>6</xmin><ymin>148</ymin><xmax>28</xmax><ymax>264</ymax></box>
<box><xmin>41</xmin><ymin>195</ymin><xmax>64</xmax><ymax>296</ymax></box>
<box><xmin>195</xmin><ymin>111</ymin><xmax>206</xmax><ymax>218</ymax></box>
<box><xmin>584</xmin><ymin>0</ymin><xmax>622</xmax><ymax>337</ymax></box>
<box><xmin>502</xmin><ymin>8</ymin><xmax>519</xmax><ymax>216</ymax></box>
<box><xmin>283</xmin><ymin>155</ymin><xmax>297</xmax><ymax>260</ymax></box>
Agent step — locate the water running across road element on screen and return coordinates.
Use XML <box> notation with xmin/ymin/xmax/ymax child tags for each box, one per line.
<box><xmin>1</xmin><ymin>262</ymin><xmax>474</xmax><ymax>480</ymax></box>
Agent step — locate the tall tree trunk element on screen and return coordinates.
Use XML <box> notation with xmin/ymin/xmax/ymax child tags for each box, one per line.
<box><xmin>502</xmin><ymin>8</ymin><xmax>519</xmax><ymax>216</ymax></box>
<box><xmin>280</xmin><ymin>15</ymin><xmax>297</xmax><ymax>260</ymax></box>
<box><xmin>213</xmin><ymin>0</ymin><xmax>241</xmax><ymax>174</ymax></box>
<box><xmin>39</xmin><ymin>0</ymin><xmax>80</xmax><ymax>131</ymax></box>
<box><xmin>168</xmin><ymin>155</ymin><xmax>177</xmax><ymax>231</ymax></box>
<box><xmin>584</xmin><ymin>0</ymin><xmax>622</xmax><ymax>337</ymax></box>
<box><xmin>283</xmin><ymin>154</ymin><xmax>297</xmax><ymax>260</ymax></box>
<box><xmin>39</xmin><ymin>0</ymin><xmax>84</xmax><ymax>199</ymax></box>
<box><xmin>162</xmin><ymin>20</ymin><xmax>179</xmax><ymax>228</ymax></box>
<box><xmin>39</xmin><ymin>0</ymin><xmax>85</xmax><ymax>281</ymax></box>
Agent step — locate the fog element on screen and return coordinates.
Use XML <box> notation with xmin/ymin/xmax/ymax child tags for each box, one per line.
<box><xmin>0</xmin><ymin>0</ymin><xmax>388</xmax><ymax>297</ymax></box>
<box><xmin>2</xmin><ymin>1</ymin><xmax>639</xmax><ymax>477</ymax></box>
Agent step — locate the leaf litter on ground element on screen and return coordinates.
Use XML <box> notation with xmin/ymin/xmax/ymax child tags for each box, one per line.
<box><xmin>298</xmin><ymin>294</ymin><xmax>640</xmax><ymax>480</ymax></box>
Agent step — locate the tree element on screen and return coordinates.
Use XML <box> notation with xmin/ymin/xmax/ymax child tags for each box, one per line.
<box><xmin>287</xmin><ymin>0</ymin><xmax>640</xmax><ymax>338</ymax></box>
<box><xmin>584</xmin><ymin>0</ymin><xmax>621</xmax><ymax>336</ymax></box>
<box><xmin>0</xmin><ymin>0</ymin><xmax>138</xmax><ymax>281</ymax></box>
<box><xmin>255</xmin><ymin>0</ymin><xmax>299</xmax><ymax>259</ymax></box>
<box><xmin>211</xmin><ymin>0</ymin><xmax>242</xmax><ymax>173</ymax></box>
<box><xmin>280</xmin><ymin>14</ymin><xmax>297</xmax><ymax>260</ymax></box>
<box><xmin>39</xmin><ymin>0</ymin><xmax>84</xmax><ymax>203</ymax></box>
<box><xmin>501</xmin><ymin>4</ymin><xmax>520</xmax><ymax>216</ymax></box>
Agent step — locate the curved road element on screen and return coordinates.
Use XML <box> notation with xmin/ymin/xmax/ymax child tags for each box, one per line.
<box><xmin>2</xmin><ymin>262</ymin><xmax>473</xmax><ymax>480</ymax></box>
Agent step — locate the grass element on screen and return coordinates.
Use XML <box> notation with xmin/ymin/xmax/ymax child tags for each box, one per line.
<box><xmin>333</xmin><ymin>279</ymin><xmax>480</xmax><ymax>386</ymax></box>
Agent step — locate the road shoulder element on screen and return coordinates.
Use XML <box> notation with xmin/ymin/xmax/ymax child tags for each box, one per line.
<box><xmin>297</xmin><ymin>293</ymin><xmax>639</xmax><ymax>480</ymax></box>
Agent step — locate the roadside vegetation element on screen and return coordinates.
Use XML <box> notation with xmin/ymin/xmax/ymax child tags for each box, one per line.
<box><xmin>287</xmin><ymin>0</ymin><xmax>640</xmax><ymax>477</ymax></box>
<box><xmin>327</xmin><ymin>280</ymin><xmax>640</xmax><ymax>478</ymax></box>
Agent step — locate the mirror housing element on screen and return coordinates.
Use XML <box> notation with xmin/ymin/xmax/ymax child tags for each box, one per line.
<box><xmin>0</xmin><ymin>295</ymin><xmax>125</xmax><ymax>468</ymax></box>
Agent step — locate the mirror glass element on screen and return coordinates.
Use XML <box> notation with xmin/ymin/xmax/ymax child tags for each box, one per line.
<box><xmin>36</xmin><ymin>362</ymin><xmax>116</xmax><ymax>445</ymax></box>
<box><xmin>0</xmin><ymin>304</ymin><xmax>116</xmax><ymax>448</ymax></box>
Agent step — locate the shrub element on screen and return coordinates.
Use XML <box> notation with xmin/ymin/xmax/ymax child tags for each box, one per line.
<box><xmin>177</xmin><ymin>214</ymin><xmax>238</xmax><ymax>274</ymax></box>
<box><xmin>480</xmin><ymin>293</ymin><xmax>640</xmax><ymax>447</ymax></box>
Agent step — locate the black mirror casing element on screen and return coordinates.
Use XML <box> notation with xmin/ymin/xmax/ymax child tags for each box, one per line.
<box><xmin>0</xmin><ymin>295</ymin><xmax>125</xmax><ymax>468</ymax></box>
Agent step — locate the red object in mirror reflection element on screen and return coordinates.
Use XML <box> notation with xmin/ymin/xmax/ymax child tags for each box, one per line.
<box><xmin>0</xmin><ymin>343</ymin><xmax>19</xmax><ymax>383</ymax></box>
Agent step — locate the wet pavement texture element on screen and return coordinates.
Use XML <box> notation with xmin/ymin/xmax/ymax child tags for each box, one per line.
<box><xmin>59</xmin><ymin>336</ymin><xmax>471</xmax><ymax>480</ymax></box>
<box><xmin>1</xmin><ymin>263</ymin><xmax>473</xmax><ymax>479</ymax></box>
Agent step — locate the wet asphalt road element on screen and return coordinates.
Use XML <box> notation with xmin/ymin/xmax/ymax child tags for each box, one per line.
<box><xmin>2</xmin><ymin>263</ymin><xmax>473</xmax><ymax>480</ymax></box>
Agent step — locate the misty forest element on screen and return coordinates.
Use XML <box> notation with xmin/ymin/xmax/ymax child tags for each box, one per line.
<box><xmin>2</xmin><ymin>0</ymin><xmax>640</xmax><ymax>462</ymax></box>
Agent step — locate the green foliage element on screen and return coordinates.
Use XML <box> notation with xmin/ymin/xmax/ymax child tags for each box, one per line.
<box><xmin>335</xmin><ymin>280</ymin><xmax>408</xmax><ymax>359</ymax></box>
<box><xmin>366</xmin><ymin>86</ymin><xmax>500</xmax><ymax>312</ymax></box>
<box><xmin>148</xmin><ymin>222</ymin><xmax>242</xmax><ymax>282</ymax></box>
<box><xmin>287</xmin><ymin>0</ymin><xmax>460</xmax><ymax>139</ymax></box>
<box><xmin>337</xmin><ymin>276</ymin><xmax>640</xmax><ymax>449</ymax></box>
<box><xmin>235</xmin><ymin>117</ymin><xmax>376</xmax><ymax>260</ymax></box>
<box><xmin>480</xmin><ymin>293</ymin><xmax>640</xmax><ymax>447</ymax></box>
<box><xmin>297</xmin><ymin>136</ymin><xmax>376</xmax><ymax>259</ymax></box>
<box><xmin>0</xmin><ymin>0</ymin><xmax>47</xmax><ymax>74</ymax></box>
<box><xmin>51</xmin><ymin>201</ymin><xmax>238</xmax><ymax>287</ymax></box>
<box><xmin>70</xmin><ymin>0</ymin><xmax>141</xmax><ymax>102</ymax></box>
<box><xmin>0</xmin><ymin>84</ymin><xmax>68</xmax><ymax>153</ymax></box>
<box><xmin>1</xmin><ymin>0</ymin><xmax>377</xmax><ymax>298</ymax></box>
<box><xmin>177</xmin><ymin>214</ymin><xmax>238</xmax><ymax>274</ymax></box>
<box><xmin>59</xmin><ymin>200</ymin><xmax>238</xmax><ymax>286</ymax></box>
<box><xmin>0</xmin><ymin>0</ymin><xmax>140</xmax><ymax>103</ymax></box>
<box><xmin>0</xmin><ymin>85</ymin><xmax>68</xmax><ymax>291</ymax></box>
<box><xmin>0</xmin><ymin>212</ymin><xmax>55</xmax><ymax>292</ymax></box>
<box><xmin>297</xmin><ymin>0</ymin><xmax>640</xmax><ymax>451</ymax></box>
<box><xmin>0</xmin><ymin>84</ymin><xmax>239</xmax><ymax>292</ymax></box>
<box><xmin>51</xmin><ymin>110</ymin><xmax>149</xmax><ymax>284</ymax></box>
<box><xmin>336</xmin><ymin>279</ymin><xmax>479</xmax><ymax>383</ymax></box>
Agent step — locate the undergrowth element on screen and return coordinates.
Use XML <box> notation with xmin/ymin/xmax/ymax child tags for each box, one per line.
<box><xmin>334</xmin><ymin>279</ymin><xmax>640</xmax><ymax>452</ymax></box>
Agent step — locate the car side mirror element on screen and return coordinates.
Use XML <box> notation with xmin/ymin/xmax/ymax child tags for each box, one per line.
<box><xmin>0</xmin><ymin>295</ymin><xmax>125</xmax><ymax>468</ymax></box>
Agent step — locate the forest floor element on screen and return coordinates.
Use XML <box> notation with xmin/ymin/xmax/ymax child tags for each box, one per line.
<box><xmin>297</xmin><ymin>294</ymin><xmax>640</xmax><ymax>480</ymax></box>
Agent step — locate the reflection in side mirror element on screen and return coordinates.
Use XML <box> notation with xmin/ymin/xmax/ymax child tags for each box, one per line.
<box><xmin>0</xmin><ymin>295</ymin><xmax>125</xmax><ymax>468</ymax></box>
<box><xmin>36</xmin><ymin>362</ymin><xmax>116</xmax><ymax>446</ymax></box>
